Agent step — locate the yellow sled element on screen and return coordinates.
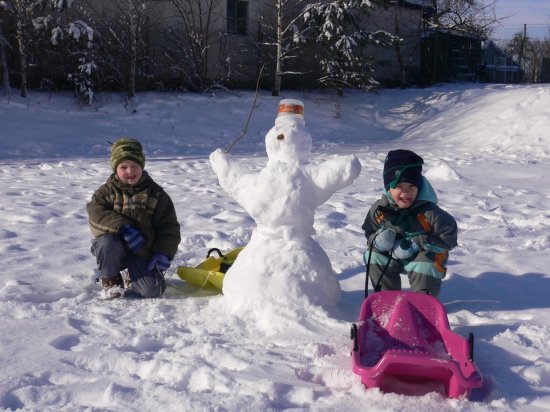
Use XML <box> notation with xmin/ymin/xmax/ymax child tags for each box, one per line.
<box><xmin>176</xmin><ymin>247</ymin><xmax>244</xmax><ymax>290</ymax></box>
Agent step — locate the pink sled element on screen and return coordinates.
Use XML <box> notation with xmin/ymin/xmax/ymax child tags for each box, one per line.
<box><xmin>351</xmin><ymin>291</ymin><xmax>482</xmax><ymax>398</ymax></box>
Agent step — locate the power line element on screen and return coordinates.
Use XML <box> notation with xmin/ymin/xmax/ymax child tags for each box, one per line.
<box><xmin>497</xmin><ymin>24</ymin><xmax>550</xmax><ymax>28</ymax></box>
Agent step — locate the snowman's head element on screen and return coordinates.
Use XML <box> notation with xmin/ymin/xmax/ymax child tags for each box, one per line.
<box><xmin>275</xmin><ymin>99</ymin><xmax>305</xmax><ymax>127</ymax></box>
<box><xmin>265</xmin><ymin>121</ymin><xmax>312</xmax><ymax>165</ymax></box>
<box><xmin>265</xmin><ymin>99</ymin><xmax>312</xmax><ymax>165</ymax></box>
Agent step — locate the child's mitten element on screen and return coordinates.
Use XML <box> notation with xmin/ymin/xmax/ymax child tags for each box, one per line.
<box><xmin>148</xmin><ymin>253</ymin><xmax>171</xmax><ymax>272</ymax></box>
<box><xmin>392</xmin><ymin>238</ymin><xmax>420</xmax><ymax>260</ymax></box>
<box><xmin>374</xmin><ymin>227</ymin><xmax>396</xmax><ymax>252</ymax></box>
<box><xmin>120</xmin><ymin>224</ymin><xmax>146</xmax><ymax>252</ymax></box>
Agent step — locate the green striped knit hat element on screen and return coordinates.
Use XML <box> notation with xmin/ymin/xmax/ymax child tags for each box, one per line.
<box><xmin>110</xmin><ymin>138</ymin><xmax>145</xmax><ymax>171</ymax></box>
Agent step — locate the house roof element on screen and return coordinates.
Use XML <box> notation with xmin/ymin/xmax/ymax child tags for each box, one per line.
<box><xmin>402</xmin><ymin>0</ymin><xmax>436</xmax><ymax>16</ymax></box>
<box><xmin>421</xmin><ymin>28</ymin><xmax>482</xmax><ymax>40</ymax></box>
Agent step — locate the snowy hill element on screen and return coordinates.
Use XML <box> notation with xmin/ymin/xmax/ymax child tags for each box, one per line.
<box><xmin>0</xmin><ymin>84</ymin><xmax>549</xmax><ymax>411</ymax></box>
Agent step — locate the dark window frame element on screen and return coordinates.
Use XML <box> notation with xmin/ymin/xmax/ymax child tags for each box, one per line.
<box><xmin>227</xmin><ymin>0</ymin><xmax>248</xmax><ymax>35</ymax></box>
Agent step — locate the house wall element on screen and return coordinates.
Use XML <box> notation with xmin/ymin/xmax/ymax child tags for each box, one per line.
<box><xmin>80</xmin><ymin>0</ymin><xmax>426</xmax><ymax>89</ymax></box>
<box><xmin>361</xmin><ymin>4</ymin><xmax>425</xmax><ymax>85</ymax></box>
<box><xmin>221</xmin><ymin>1</ymin><xmax>426</xmax><ymax>88</ymax></box>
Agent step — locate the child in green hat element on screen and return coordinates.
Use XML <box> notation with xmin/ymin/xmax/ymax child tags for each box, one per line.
<box><xmin>86</xmin><ymin>138</ymin><xmax>181</xmax><ymax>299</ymax></box>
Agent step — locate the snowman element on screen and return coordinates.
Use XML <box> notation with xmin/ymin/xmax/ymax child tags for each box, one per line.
<box><xmin>209</xmin><ymin>99</ymin><xmax>361</xmax><ymax>325</ymax></box>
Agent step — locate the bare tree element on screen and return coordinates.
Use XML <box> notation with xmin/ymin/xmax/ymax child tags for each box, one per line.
<box><xmin>429</xmin><ymin>0</ymin><xmax>499</xmax><ymax>38</ymax></box>
<box><xmin>0</xmin><ymin>0</ymin><xmax>37</xmax><ymax>97</ymax></box>
<box><xmin>0</xmin><ymin>18</ymin><xmax>11</xmax><ymax>96</ymax></box>
<box><xmin>384</xmin><ymin>3</ymin><xmax>423</xmax><ymax>89</ymax></box>
<box><xmin>393</xmin><ymin>8</ymin><xmax>407</xmax><ymax>88</ymax></box>
<box><xmin>83</xmin><ymin>0</ymin><xmax>159</xmax><ymax>99</ymax></box>
<box><xmin>256</xmin><ymin>0</ymin><xmax>311</xmax><ymax>96</ymax></box>
<box><xmin>506</xmin><ymin>32</ymin><xmax>550</xmax><ymax>83</ymax></box>
<box><xmin>271</xmin><ymin>0</ymin><xmax>294</xmax><ymax>96</ymax></box>
<box><xmin>163</xmin><ymin>0</ymin><xmax>224</xmax><ymax>91</ymax></box>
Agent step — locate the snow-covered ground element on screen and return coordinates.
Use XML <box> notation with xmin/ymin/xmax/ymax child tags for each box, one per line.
<box><xmin>1</xmin><ymin>84</ymin><xmax>549</xmax><ymax>411</ymax></box>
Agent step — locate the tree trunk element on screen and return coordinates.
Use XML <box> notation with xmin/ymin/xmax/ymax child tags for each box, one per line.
<box><xmin>127</xmin><ymin>0</ymin><xmax>137</xmax><ymax>99</ymax></box>
<box><xmin>393</xmin><ymin>14</ymin><xmax>406</xmax><ymax>89</ymax></box>
<box><xmin>272</xmin><ymin>0</ymin><xmax>283</xmax><ymax>96</ymax></box>
<box><xmin>15</xmin><ymin>18</ymin><xmax>28</xmax><ymax>98</ymax></box>
<box><xmin>0</xmin><ymin>20</ymin><xmax>11</xmax><ymax>97</ymax></box>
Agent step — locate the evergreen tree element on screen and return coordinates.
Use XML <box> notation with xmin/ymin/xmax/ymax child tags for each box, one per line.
<box><xmin>303</xmin><ymin>0</ymin><xmax>395</xmax><ymax>94</ymax></box>
<box><xmin>34</xmin><ymin>1</ymin><xmax>95</xmax><ymax>103</ymax></box>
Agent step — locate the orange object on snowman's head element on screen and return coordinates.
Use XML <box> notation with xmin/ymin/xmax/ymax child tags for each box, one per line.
<box><xmin>275</xmin><ymin>99</ymin><xmax>305</xmax><ymax>126</ymax></box>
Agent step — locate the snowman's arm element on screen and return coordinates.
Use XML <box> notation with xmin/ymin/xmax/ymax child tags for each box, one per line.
<box><xmin>307</xmin><ymin>155</ymin><xmax>362</xmax><ymax>204</ymax></box>
<box><xmin>209</xmin><ymin>149</ymin><xmax>253</xmax><ymax>197</ymax></box>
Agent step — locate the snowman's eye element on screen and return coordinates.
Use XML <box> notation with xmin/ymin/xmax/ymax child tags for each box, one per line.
<box><xmin>277</xmin><ymin>134</ymin><xmax>285</xmax><ymax>140</ymax></box>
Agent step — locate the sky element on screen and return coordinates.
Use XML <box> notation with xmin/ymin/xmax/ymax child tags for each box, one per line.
<box><xmin>491</xmin><ymin>0</ymin><xmax>550</xmax><ymax>40</ymax></box>
<box><xmin>0</xmin><ymin>84</ymin><xmax>550</xmax><ymax>411</ymax></box>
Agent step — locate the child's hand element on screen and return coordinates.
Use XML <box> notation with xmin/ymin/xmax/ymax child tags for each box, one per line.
<box><xmin>374</xmin><ymin>228</ymin><xmax>396</xmax><ymax>252</ymax></box>
<box><xmin>392</xmin><ymin>238</ymin><xmax>420</xmax><ymax>259</ymax></box>
<box><xmin>119</xmin><ymin>224</ymin><xmax>146</xmax><ymax>252</ymax></box>
<box><xmin>148</xmin><ymin>253</ymin><xmax>171</xmax><ymax>272</ymax></box>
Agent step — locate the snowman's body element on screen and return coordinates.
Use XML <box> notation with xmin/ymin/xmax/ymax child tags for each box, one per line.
<box><xmin>210</xmin><ymin>101</ymin><xmax>361</xmax><ymax>316</ymax></box>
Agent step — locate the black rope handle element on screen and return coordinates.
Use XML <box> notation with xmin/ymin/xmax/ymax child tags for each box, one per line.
<box><xmin>365</xmin><ymin>230</ymin><xmax>393</xmax><ymax>297</ymax></box>
<box><xmin>206</xmin><ymin>248</ymin><xmax>224</xmax><ymax>258</ymax></box>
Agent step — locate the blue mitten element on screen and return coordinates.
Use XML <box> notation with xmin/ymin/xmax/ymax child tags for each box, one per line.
<box><xmin>119</xmin><ymin>224</ymin><xmax>146</xmax><ymax>252</ymax></box>
<box><xmin>392</xmin><ymin>238</ymin><xmax>420</xmax><ymax>259</ymax></box>
<box><xmin>148</xmin><ymin>253</ymin><xmax>171</xmax><ymax>272</ymax></box>
<box><xmin>373</xmin><ymin>227</ymin><xmax>396</xmax><ymax>252</ymax></box>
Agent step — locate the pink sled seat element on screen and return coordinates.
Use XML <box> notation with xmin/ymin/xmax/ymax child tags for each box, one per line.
<box><xmin>351</xmin><ymin>291</ymin><xmax>482</xmax><ymax>398</ymax></box>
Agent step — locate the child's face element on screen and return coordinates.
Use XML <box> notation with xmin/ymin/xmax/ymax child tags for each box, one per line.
<box><xmin>389</xmin><ymin>182</ymin><xmax>418</xmax><ymax>209</ymax></box>
<box><xmin>116</xmin><ymin>159</ymin><xmax>143</xmax><ymax>185</ymax></box>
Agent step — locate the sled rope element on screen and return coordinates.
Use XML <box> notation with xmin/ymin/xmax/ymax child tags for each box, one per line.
<box><xmin>365</xmin><ymin>230</ymin><xmax>393</xmax><ymax>297</ymax></box>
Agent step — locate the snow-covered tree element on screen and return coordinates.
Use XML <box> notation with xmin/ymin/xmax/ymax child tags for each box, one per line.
<box><xmin>33</xmin><ymin>1</ymin><xmax>95</xmax><ymax>104</ymax></box>
<box><xmin>303</xmin><ymin>0</ymin><xmax>395</xmax><ymax>93</ymax></box>
<box><xmin>1</xmin><ymin>0</ymin><xmax>94</xmax><ymax>101</ymax></box>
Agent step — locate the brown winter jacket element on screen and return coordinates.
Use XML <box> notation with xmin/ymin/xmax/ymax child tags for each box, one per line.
<box><xmin>86</xmin><ymin>171</ymin><xmax>181</xmax><ymax>261</ymax></box>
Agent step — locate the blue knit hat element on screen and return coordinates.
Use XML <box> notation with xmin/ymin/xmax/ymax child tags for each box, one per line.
<box><xmin>383</xmin><ymin>149</ymin><xmax>424</xmax><ymax>189</ymax></box>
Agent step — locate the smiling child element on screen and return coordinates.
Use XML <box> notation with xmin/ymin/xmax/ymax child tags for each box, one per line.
<box><xmin>361</xmin><ymin>149</ymin><xmax>458</xmax><ymax>297</ymax></box>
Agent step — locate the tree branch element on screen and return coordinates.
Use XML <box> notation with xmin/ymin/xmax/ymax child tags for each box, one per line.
<box><xmin>225</xmin><ymin>65</ymin><xmax>264</xmax><ymax>154</ymax></box>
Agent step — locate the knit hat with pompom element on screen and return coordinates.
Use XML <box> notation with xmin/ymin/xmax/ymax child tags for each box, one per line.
<box><xmin>383</xmin><ymin>149</ymin><xmax>424</xmax><ymax>189</ymax></box>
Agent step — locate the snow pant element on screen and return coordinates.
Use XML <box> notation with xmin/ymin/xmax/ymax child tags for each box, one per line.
<box><xmin>363</xmin><ymin>249</ymin><xmax>447</xmax><ymax>297</ymax></box>
<box><xmin>91</xmin><ymin>234</ymin><xmax>166</xmax><ymax>298</ymax></box>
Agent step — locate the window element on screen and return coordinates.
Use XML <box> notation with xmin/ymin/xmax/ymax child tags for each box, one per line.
<box><xmin>227</xmin><ymin>0</ymin><xmax>248</xmax><ymax>35</ymax></box>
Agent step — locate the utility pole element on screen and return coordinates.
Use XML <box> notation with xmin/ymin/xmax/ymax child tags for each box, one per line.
<box><xmin>518</xmin><ymin>23</ymin><xmax>527</xmax><ymax>82</ymax></box>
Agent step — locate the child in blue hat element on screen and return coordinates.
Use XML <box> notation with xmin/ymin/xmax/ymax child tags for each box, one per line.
<box><xmin>361</xmin><ymin>149</ymin><xmax>457</xmax><ymax>297</ymax></box>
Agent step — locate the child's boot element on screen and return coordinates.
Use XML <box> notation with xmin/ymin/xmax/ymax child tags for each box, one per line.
<box><xmin>101</xmin><ymin>273</ymin><xmax>124</xmax><ymax>299</ymax></box>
